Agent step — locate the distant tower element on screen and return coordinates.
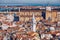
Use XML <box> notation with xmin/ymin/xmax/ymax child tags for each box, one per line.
<box><xmin>32</xmin><ymin>13</ymin><xmax>36</xmax><ymax>32</ymax></box>
<box><xmin>46</xmin><ymin>6</ymin><xmax>52</xmax><ymax>21</ymax></box>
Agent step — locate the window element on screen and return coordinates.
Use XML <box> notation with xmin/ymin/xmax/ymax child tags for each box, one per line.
<box><xmin>20</xmin><ymin>12</ymin><xmax>24</xmax><ymax>16</ymax></box>
<box><xmin>20</xmin><ymin>17</ymin><xmax>25</xmax><ymax>21</ymax></box>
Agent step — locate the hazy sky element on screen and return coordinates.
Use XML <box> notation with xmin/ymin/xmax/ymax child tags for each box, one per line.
<box><xmin>0</xmin><ymin>0</ymin><xmax>60</xmax><ymax>6</ymax></box>
<box><xmin>0</xmin><ymin>0</ymin><xmax>60</xmax><ymax>4</ymax></box>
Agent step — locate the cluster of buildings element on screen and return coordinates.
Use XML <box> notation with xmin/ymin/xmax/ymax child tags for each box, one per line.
<box><xmin>0</xmin><ymin>6</ymin><xmax>60</xmax><ymax>40</ymax></box>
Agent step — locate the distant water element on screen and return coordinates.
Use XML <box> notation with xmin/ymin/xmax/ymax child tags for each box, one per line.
<box><xmin>0</xmin><ymin>3</ymin><xmax>60</xmax><ymax>6</ymax></box>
